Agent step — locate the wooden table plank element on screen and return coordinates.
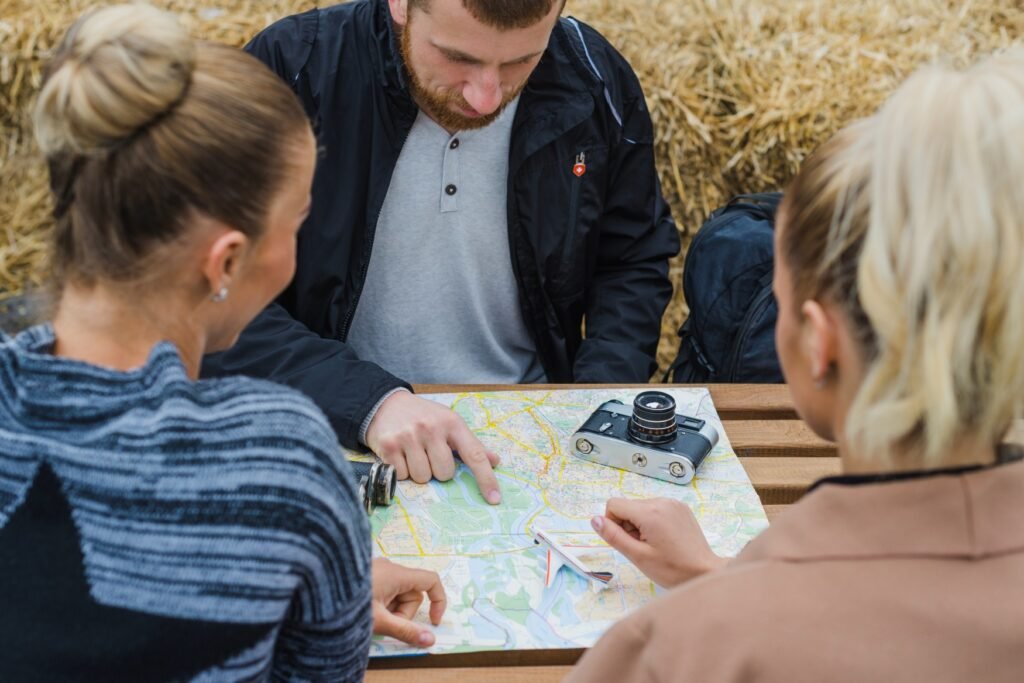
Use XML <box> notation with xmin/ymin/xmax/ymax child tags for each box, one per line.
<box><xmin>739</xmin><ymin>457</ymin><xmax>841</xmax><ymax>504</ymax></box>
<box><xmin>369</xmin><ymin>649</ymin><xmax>581</xmax><ymax>670</ymax></box>
<box><xmin>367</xmin><ymin>666</ymin><xmax>574</xmax><ymax>683</ymax></box>
<box><xmin>728</xmin><ymin>418</ymin><xmax>1023</xmax><ymax>464</ymax></box>
<box><xmin>412</xmin><ymin>383</ymin><xmax>797</xmax><ymax>420</ymax></box>
<box><xmin>725</xmin><ymin>420</ymin><xmax>835</xmax><ymax>457</ymax></box>
<box><xmin>701</xmin><ymin>384</ymin><xmax>796</xmax><ymax>420</ymax></box>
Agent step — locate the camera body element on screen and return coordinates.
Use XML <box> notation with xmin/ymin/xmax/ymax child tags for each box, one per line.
<box><xmin>570</xmin><ymin>392</ymin><xmax>719</xmax><ymax>485</ymax></box>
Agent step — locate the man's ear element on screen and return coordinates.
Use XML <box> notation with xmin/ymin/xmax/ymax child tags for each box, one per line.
<box><xmin>388</xmin><ymin>0</ymin><xmax>409</xmax><ymax>27</ymax></box>
<box><xmin>201</xmin><ymin>228</ymin><xmax>249</xmax><ymax>299</ymax></box>
<box><xmin>800</xmin><ymin>299</ymin><xmax>839</xmax><ymax>383</ymax></box>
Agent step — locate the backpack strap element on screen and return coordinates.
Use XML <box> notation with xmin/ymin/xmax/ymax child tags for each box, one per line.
<box><xmin>717</xmin><ymin>192</ymin><xmax>784</xmax><ymax>223</ymax></box>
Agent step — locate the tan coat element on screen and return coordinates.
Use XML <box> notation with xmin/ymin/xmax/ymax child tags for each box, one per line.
<box><xmin>567</xmin><ymin>460</ymin><xmax>1024</xmax><ymax>683</ymax></box>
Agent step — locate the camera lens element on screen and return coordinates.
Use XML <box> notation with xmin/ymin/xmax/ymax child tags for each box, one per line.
<box><xmin>369</xmin><ymin>462</ymin><xmax>397</xmax><ymax>506</ymax></box>
<box><xmin>628</xmin><ymin>391</ymin><xmax>678</xmax><ymax>445</ymax></box>
<box><xmin>349</xmin><ymin>460</ymin><xmax>397</xmax><ymax>509</ymax></box>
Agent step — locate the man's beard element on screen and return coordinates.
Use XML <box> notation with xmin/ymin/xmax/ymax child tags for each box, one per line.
<box><xmin>399</xmin><ymin>20</ymin><xmax>527</xmax><ymax>131</ymax></box>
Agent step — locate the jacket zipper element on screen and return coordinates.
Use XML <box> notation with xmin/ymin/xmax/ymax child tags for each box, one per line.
<box><xmin>339</xmin><ymin>127</ymin><xmax>413</xmax><ymax>342</ymax></box>
<box><xmin>339</xmin><ymin>240</ymin><xmax>373</xmax><ymax>342</ymax></box>
<box><xmin>558</xmin><ymin>172</ymin><xmax>584</xmax><ymax>280</ymax></box>
<box><xmin>506</xmin><ymin>170</ymin><xmax>558</xmax><ymax>378</ymax></box>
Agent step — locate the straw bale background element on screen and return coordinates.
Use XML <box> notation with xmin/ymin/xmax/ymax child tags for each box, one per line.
<box><xmin>2</xmin><ymin>0</ymin><xmax>1022</xmax><ymax>374</ymax></box>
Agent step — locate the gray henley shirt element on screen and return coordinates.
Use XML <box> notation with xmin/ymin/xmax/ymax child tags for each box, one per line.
<box><xmin>347</xmin><ymin>99</ymin><xmax>546</xmax><ymax>385</ymax></box>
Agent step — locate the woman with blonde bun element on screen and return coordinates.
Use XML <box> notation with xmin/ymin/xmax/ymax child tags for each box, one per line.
<box><xmin>570</xmin><ymin>49</ymin><xmax>1024</xmax><ymax>682</ymax></box>
<box><xmin>0</xmin><ymin>5</ymin><xmax>444</xmax><ymax>680</ymax></box>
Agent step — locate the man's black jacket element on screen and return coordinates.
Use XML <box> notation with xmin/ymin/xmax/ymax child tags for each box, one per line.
<box><xmin>201</xmin><ymin>0</ymin><xmax>680</xmax><ymax>449</ymax></box>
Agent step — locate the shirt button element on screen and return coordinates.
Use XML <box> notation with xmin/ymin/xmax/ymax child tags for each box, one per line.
<box><xmin>445</xmin><ymin>184</ymin><xmax>457</xmax><ymax>196</ymax></box>
<box><xmin>450</xmin><ymin>138</ymin><xmax>460</xmax><ymax>150</ymax></box>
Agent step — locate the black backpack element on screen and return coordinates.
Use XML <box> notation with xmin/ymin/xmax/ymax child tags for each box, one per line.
<box><xmin>668</xmin><ymin>192</ymin><xmax>784</xmax><ymax>383</ymax></box>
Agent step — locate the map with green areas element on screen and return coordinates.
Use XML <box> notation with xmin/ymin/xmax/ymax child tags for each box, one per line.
<box><xmin>351</xmin><ymin>388</ymin><xmax>768</xmax><ymax>657</ymax></box>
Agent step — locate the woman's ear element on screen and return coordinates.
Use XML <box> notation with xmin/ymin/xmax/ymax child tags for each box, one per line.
<box><xmin>201</xmin><ymin>228</ymin><xmax>249</xmax><ymax>301</ymax></box>
<box><xmin>800</xmin><ymin>299</ymin><xmax>839</xmax><ymax>386</ymax></box>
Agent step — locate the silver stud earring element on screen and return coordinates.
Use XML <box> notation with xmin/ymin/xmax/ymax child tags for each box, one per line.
<box><xmin>211</xmin><ymin>286</ymin><xmax>229</xmax><ymax>303</ymax></box>
<box><xmin>814</xmin><ymin>365</ymin><xmax>833</xmax><ymax>390</ymax></box>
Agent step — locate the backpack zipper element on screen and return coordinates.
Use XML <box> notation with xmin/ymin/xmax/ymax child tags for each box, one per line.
<box><xmin>724</xmin><ymin>283</ymin><xmax>775</xmax><ymax>381</ymax></box>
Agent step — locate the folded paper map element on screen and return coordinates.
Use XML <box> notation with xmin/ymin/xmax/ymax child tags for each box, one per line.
<box><xmin>352</xmin><ymin>388</ymin><xmax>768</xmax><ymax>657</ymax></box>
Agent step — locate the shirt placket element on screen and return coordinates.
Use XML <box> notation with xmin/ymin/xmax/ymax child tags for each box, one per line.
<box><xmin>441</xmin><ymin>133</ymin><xmax>461</xmax><ymax>213</ymax></box>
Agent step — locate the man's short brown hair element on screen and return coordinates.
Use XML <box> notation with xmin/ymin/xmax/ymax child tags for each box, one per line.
<box><xmin>409</xmin><ymin>0</ymin><xmax>564</xmax><ymax>30</ymax></box>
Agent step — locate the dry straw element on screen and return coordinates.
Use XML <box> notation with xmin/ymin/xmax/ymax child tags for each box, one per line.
<box><xmin>2</xmin><ymin>0</ymin><xmax>1022</xmax><ymax>372</ymax></box>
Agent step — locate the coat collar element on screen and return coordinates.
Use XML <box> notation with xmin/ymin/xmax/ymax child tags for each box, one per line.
<box><xmin>511</xmin><ymin>18</ymin><xmax>600</xmax><ymax>172</ymax></box>
<box><xmin>370</xmin><ymin>0</ymin><xmax>409</xmax><ymax>94</ymax></box>
<box><xmin>740</xmin><ymin>458</ymin><xmax>1024</xmax><ymax>563</ymax></box>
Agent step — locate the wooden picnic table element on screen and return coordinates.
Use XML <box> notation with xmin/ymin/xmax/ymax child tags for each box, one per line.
<box><xmin>366</xmin><ymin>383</ymin><xmax>833</xmax><ymax>683</ymax></box>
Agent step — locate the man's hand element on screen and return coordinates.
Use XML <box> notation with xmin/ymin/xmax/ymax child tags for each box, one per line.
<box><xmin>372</xmin><ymin>558</ymin><xmax>447</xmax><ymax>647</ymax></box>
<box><xmin>365</xmin><ymin>391</ymin><xmax>502</xmax><ymax>504</ymax></box>
<box><xmin>591</xmin><ymin>497</ymin><xmax>728</xmax><ymax>588</ymax></box>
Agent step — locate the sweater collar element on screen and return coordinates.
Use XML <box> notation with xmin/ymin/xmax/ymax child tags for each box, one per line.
<box><xmin>3</xmin><ymin>323</ymin><xmax>189</xmax><ymax>417</ymax></box>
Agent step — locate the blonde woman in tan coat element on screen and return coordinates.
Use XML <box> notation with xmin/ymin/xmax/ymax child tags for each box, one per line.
<box><xmin>568</xmin><ymin>50</ymin><xmax>1024</xmax><ymax>683</ymax></box>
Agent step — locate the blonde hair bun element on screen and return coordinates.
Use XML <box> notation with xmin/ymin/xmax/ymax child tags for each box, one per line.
<box><xmin>34</xmin><ymin>4</ymin><xmax>196</xmax><ymax>155</ymax></box>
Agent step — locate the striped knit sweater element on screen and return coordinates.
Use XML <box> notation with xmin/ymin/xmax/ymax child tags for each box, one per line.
<box><xmin>0</xmin><ymin>324</ymin><xmax>372</xmax><ymax>681</ymax></box>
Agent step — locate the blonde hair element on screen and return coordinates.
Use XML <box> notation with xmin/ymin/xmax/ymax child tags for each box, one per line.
<box><xmin>781</xmin><ymin>49</ymin><xmax>1024</xmax><ymax>467</ymax></box>
<box><xmin>33</xmin><ymin>3</ymin><xmax>310</xmax><ymax>284</ymax></box>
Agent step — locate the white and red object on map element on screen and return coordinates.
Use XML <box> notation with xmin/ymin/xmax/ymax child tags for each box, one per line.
<box><xmin>533</xmin><ymin>527</ymin><xmax>613</xmax><ymax>588</ymax></box>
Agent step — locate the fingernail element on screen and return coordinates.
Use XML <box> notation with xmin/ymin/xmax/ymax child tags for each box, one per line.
<box><xmin>417</xmin><ymin>631</ymin><xmax>434</xmax><ymax>647</ymax></box>
<box><xmin>591</xmin><ymin>516</ymin><xmax>604</xmax><ymax>532</ymax></box>
<box><xmin>486</xmin><ymin>490</ymin><xmax>502</xmax><ymax>505</ymax></box>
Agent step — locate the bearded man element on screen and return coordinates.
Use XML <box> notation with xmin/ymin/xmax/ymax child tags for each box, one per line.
<box><xmin>202</xmin><ymin>0</ymin><xmax>679</xmax><ymax>503</ymax></box>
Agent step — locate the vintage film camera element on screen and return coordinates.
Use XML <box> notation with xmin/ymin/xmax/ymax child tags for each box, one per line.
<box><xmin>348</xmin><ymin>459</ymin><xmax>397</xmax><ymax>514</ymax></box>
<box><xmin>570</xmin><ymin>391</ymin><xmax>719</xmax><ymax>485</ymax></box>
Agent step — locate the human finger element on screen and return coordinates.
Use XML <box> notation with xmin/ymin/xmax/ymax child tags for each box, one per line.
<box><xmin>385</xmin><ymin>565</ymin><xmax>446</xmax><ymax>623</ymax></box>
<box><xmin>425</xmin><ymin>435</ymin><xmax>456</xmax><ymax>481</ymax></box>
<box><xmin>486</xmin><ymin>449</ymin><xmax>501</xmax><ymax>467</ymax></box>
<box><xmin>450</xmin><ymin>427</ymin><xmax>501</xmax><ymax>505</ymax></box>
<box><xmin>604</xmin><ymin>497</ymin><xmax>652</xmax><ymax>530</ymax></box>
<box><xmin>591</xmin><ymin>514</ymin><xmax>651</xmax><ymax>566</ymax></box>
<box><xmin>390</xmin><ymin>590</ymin><xmax>425</xmax><ymax>621</ymax></box>
<box><xmin>403</xmin><ymin>442</ymin><xmax>432</xmax><ymax>484</ymax></box>
<box><xmin>376</xmin><ymin>440</ymin><xmax>409</xmax><ymax>481</ymax></box>
<box><xmin>372</xmin><ymin>602</ymin><xmax>435</xmax><ymax>647</ymax></box>
<box><xmin>619</xmin><ymin>518</ymin><xmax>641</xmax><ymax>540</ymax></box>
<box><xmin>403</xmin><ymin>566</ymin><xmax>447</xmax><ymax>608</ymax></box>
<box><xmin>423</xmin><ymin>572</ymin><xmax>447</xmax><ymax>625</ymax></box>
<box><xmin>388</xmin><ymin>564</ymin><xmax>446</xmax><ymax>602</ymax></box>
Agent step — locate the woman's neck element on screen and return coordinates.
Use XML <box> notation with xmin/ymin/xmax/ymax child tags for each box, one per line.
<box><xmin>51</xmin><ymin>282</ymin><xmax>206</xmax><ymax>379</ymax></box>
